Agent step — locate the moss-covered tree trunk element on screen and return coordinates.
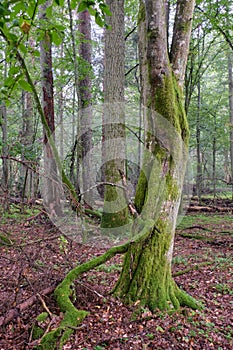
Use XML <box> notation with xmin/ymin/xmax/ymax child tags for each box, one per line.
<box><xmin>113</xmin><ymin>0</ymin><xmax>198</xmax><ymax>311</ymax></box>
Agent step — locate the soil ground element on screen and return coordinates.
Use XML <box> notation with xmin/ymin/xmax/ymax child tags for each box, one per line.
<box><xmin>0</xmin><ymin>200</ymin><xmax>232</xmax><ymax>350</ymax></box>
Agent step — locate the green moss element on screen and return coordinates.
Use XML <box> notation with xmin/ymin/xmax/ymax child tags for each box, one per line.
<box><xmin>134</xmin><ymin>170</ymin><xmax>148</xmax><ymax>213</ymax></box>
<box><xmin>38</xmin><ymin>241</ymin><xmax>130</xmax><ymax>349</ymax></box>
<box><xmin>138</xmin><ymin>0</ymin><xmax>146</xmax><ymax>25</ymax></box>
<box><xmin>31</xmin><ymin>325</ymin><xmax>44</xmax><ymax>341</ymax></box>
<box><xmin>101</xmin><ymin>162</ymin><xmax>129</xmax><ymax>229</ymax></box>
<box><xmin>37</xmin><ymin>328</ymin><xmax>62</xmax><ymax>350</ymax></box>
<box><xmin>165</xmin><ymin>174</ymin><xmax>179</xmax><ymax>201</ymax></box>
<box><xmin>36</xmin><ymin>312</ymin><xmax>48</xmax><ymax>322</ymax></box>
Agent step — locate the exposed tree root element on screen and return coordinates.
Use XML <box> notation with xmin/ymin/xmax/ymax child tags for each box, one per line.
<box><xmin>32</xmin><ymin>220</ymin><xmax>203</xmax><ymax>349</ymax></box>
<box><xmin>36</xmin><ymin>242</ymin><xmax>129</xmax><ymax>349</ymax></box>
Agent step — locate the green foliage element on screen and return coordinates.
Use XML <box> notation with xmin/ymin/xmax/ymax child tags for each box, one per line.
<box><xmin>36</xmin><ymin>312</ymin><xmax>49</xmax><ymax>322</ymax></box>
<box><xmin>0</xmin><ymin>233</ymin><xmax>13</xmax><ymax>246</ymax></box>
<box><xmin>58</xmin><ymin>235</ymin><xmax>69</xmax><ymax>254</ymax></box>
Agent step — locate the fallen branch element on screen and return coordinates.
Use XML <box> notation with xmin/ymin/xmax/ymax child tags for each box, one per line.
<box><xmin>178</xmin><ymin>232</ymin><xmax>213</xmax><ymax>240</ymax></box>
<box><xmin>173</xmin><ymin>261</ymin><xmax>213</xmax><ymax>277</ymax></box>
<box><xmin>0</xmin><ymin>285</ymin><xmax>56</xmax><ymax>327</ymax></box>
<box><xmin>180</xmin><ymin>225</ymin><xmax>212</xmax><ymax>232</ymax></box>
<box><xmin>188</xmin><ymin>205</ymin><xmax>233</xmax><ymax>213</ymax></box>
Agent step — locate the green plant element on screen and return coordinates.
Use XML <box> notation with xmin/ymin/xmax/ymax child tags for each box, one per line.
<box><xmin>95</xmin><ymin>263</ymin><xmax>122</xmax><ymax>273</ymax></box>
<box><xmin>172</xmin><ymin>256</ymin><xmax>188</xmax><ymax>265</ymax></box>
<box><xmin>146</xmin><ymin>333</ymin><xmax>154</xmax><ymax>339</ymax></box>
<box><xmin>58</xmin><ymin>235</ymin><xmax>69</xmax><ymax>255</ymax></box>
<box><xmin>189</xmin><ymin>329</ymin><xmax>197</xmax><ymax>337</ymax></box>
<box><xmin>214</xmin><ymin>283</ymin><xmax>233</xmax><ymax>295</ymax></box>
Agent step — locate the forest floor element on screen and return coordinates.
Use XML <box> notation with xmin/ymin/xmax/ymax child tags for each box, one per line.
<box><xmin>0</xmin><ymin>199</ymin><xmax>233</xmax><ymax>350</ymax></box>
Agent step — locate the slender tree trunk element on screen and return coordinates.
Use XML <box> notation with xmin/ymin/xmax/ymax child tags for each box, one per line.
<box><xmin>39</xmin><ymin>1</ymin><xmax>61</xmax><ymax>216</ymax></box>
<box><xmin>101</xmin><ymin>0</ymin><xmax>129</xmax><ymax>230</ymax></box>
<box><xmin>67</xmin><ymin>0</ymin><xmax>81</xmax><ymax>198</ymax></box>
<box><xmin>196</xmin><ymin>78</ymin><xmax>202</xmax><ymax>202</ymax></box>
<box><xmin>212</xmin><ymin>114</ymin><xmax>216</xmax><ymax>202</ymax></box>
<box><xmin>58</xmin><ymin>43</ymin><xmax>64</xmax><ymax>162</ymax></box>
<box><xmin>20</xmin><ymin>90</ymin><xmax>34</xmax><ymax>203</ymax></box>
<box><xmin>78</xmin><ymin>9</ymin><xmax>93</xmax><ymax>202</ymax></box>
<box><xmin>0</xmin><ymin>102</ymin><xmax>9</xmax><ymax>210</ymax></box>
<box><xmin>0</xmin><ymin>57</ymin><xmax>9</xmax><ymax>210</ymax></box>
<box><xmin>228</xmin><ymin>52</ymin><xmax>233</xmax><ymax>197</ymax></box>
<box><xmin>114</xmin><ymin>0</ymin><xmax>198</xmax><ymax>311</ymax></box>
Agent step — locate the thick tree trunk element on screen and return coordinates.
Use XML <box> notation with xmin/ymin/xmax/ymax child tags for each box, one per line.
<box><xmin>114</xmin><ymin>0</ymin><xmax>198</xmax><ymax>311</ymax></box>
<box><xmin>101</xmin><ymin>0</ymin><xmax>129</xmax><ymax>230</ymax></box>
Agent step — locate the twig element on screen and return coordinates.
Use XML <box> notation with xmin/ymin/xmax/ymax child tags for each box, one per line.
<box><xmin>180</xmin><ymin>225</ymin><xmax>212</xmax><ymax>232</ymax></box>
<box><xmin>37</xmin><ymin>293</ymin><xmax>53</xmax><ymax>318</ymax></box>
<box><xmin>173</xmin><ymin>261</ymin><xmax>213</xmax><ymax>277</ymax></box>
<box><xmin>17</xmin><ymin>234</ymin><xmax>61</xmax><ymax>247</ymax></box>
<box><xmin>118</xmin><ymin>169</ymin><xmax>139</xmax><ymax>218</ymax></box>
<box><xmin>76</xmin><ymin>280</ymin><xmax>107</xmax><ymax>300</ymax></box>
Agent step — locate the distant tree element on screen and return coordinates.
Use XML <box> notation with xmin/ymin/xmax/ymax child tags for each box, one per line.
<box><xmin>228</xmin><ymin>52</ymin><xmax>233</xmax><ymax>195</ymax></box>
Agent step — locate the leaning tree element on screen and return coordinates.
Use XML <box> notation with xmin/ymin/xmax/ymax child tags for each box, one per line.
<box><xmin>113</xmin><ymin>0</ymin><xmax>198</xmax><ymax>310</ymax></box>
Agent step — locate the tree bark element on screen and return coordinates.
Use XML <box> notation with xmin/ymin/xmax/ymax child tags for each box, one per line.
<box><xmin>114</xmin><ymin>0</ymin><xmax>198</xmax><ymax>311</ymax></box>
<box><xmin>0</xmin><ymin>102</ymin><xmax>9</xmax><ymax>209</ymax></box>
<box><xmin>228</xmin><ymin>52</ymin><xmax>233</xmax><ymax>197</ymax></box>
<box><xmin>101</xmin><ymin>0</ymin><xmax>129</xmax><ymax>230</ymax></box>
<box><xmin>78</xmin><ymin>9</ymin><xmax>93</xmax><ymax>203</ymax></box>
<box><xmin>0</xmin><ymin>56</ymin><xmax>9</xmax><ymax>210</ymax></box>
<box><xmin>39</xmin><ymin>1</ymin><xmax>61</xmax><ymax>217</ymax></box>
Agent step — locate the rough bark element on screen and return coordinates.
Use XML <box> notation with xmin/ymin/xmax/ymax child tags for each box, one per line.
<box><xmin>20</xmin><ymin>90</ymin><xmax>36</xmax><ymax>202</ymax></box>
<box><xmin>114</xmin><ymin>0</ymin><xmax>198</xmax><ymax>311</ymax></box>
<box><xmin>228</xmin><ymin>52</ymin><xmax>233</xmax><ymax>197</ymax></box>
<box><xmin>196</xmin><ymin>77</ymin><xmax>202</xmax><ymax>203</ymax></box>
<box><xmin>78</xmin><ymin>9</ymin><xmax>93</xmax><ymax>202</ymax></box>
<box><xmin>0</xmin><ymin>56</ymin><xmax>9</xmax><ymax>210</ymax></box>
<box><xmin>0</xmin><ymin>102</ymin><xmax>9</xmax><ymax>209</ymax></box>
<box><xmin>39</xmin><ymin>1</ymin><xmax>61</xmax><ymax>217</ymax></box>
<box><xmin>101</xmin><ymin>0</ymin><xmax>129</xmax><ymax>230</ymax></box>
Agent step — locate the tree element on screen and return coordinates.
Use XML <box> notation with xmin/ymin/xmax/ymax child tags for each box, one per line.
<box><xmin>0</xmin><ymin>0</ymin><xmax>202</xmax><ymax>347</ymax></box>
<box><xmin>228</xmin><ymin>52</ymin><xmax>233</xmax><ymax>195</ymax></box>
<box><xmin>78</xmin><ymin>9</ymin><xmax>93</xmax><ymax>202</ymax></box>
<box><xmin>113</xmin><ymin>0</ymin><xmax>198</xmax><ymax>310</ymax></box>
<box><xmin>0</xmin><ymin>51</ymin><xmax>9</xmax><ymax>211</ymax></box>
<box><xmin>39</xmin><ymin>1</ymin><xmax>61</xmax><ymax>217</ymax></box>
<box><xmin>101</xmin><ymin>0</ymin><xmax>129</xmax><ymax>229</ymax></box>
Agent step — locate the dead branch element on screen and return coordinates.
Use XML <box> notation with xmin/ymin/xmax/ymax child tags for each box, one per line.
<box><xmin>188</xmin><ymin>205</ymin><xmax>233</xmax><ymax>213</ymax></box>
<box><xmin>0</xmin><ymin>285</ymin><xmax>57</xmax><ymax>327</ymax></box>
<box><xmin>118</xmin><ymin>169</ymin><xmax>139</xmax><ymax>218</ymax></box>
<box><xmin>180</xmin><ymin>225</ymin><xmax>212</xmax><ymax>232</ymax></box>
<box><xmin>173</xmin><ymin>261</ymin><xmax>213</xmax><ymax>277</ymax></box>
